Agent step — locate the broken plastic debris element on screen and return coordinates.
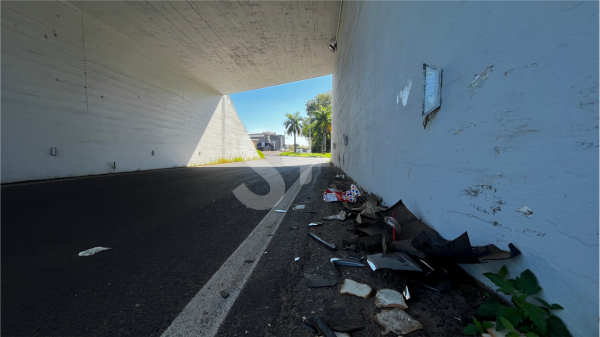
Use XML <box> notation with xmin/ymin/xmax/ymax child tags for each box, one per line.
<box><xmin>302</xmin><ymin>321</ymin><xmax>318</xmax><ymax>334</ymax></box>
<box><xmin>293</xmin><ymin>205</ymin><xmax>306</xmax><ymax>210</ymax></box>
<box><xmin>309</xmin><ymin>232</ymin><xmax>336</xmax><ymax>250</ymax></box>
<box><xmin>219</xmin><ymin>290</ymin><xmax>229</xmax><ymax>298</ymax></box>
<box><xmin>314</xmin><ymin>316</ymin><xmax>337</xmax><ymax>337</ymax></box>
<box><xmin>333</xmin><ymin>332</ymin><xmax>350</xmax><ymax>337</ymax></box>
<box><xmin>78</xmin><ymin>247</ymin><xmax>111</xmax><ymax>256</ymax></box>
<box><xmin>295</xmin><ymin>257</ymin><xmax>300</xmax><ymax>261</ymax></box>
<box><xmin>330</xmin><ymin>258</ymin><xmax>367</xmax><ymax>268</ymax></box>
<box><xmin>403</xmin><ymin>286</ymin><xmax>411</xmax><ymax>301</ymax></box>
<box><xmin>322</xmin><ymin>210</ymin><xmax>347</xmax><ymax>221</ymax></box>
<box><xmin>308</xmin><ymin>222</ymin><xmax>323</xmax><ymax>226</ymax></box>
<box><xmin>335</xmin><ymin>174</ymin><xmax>345</xmax><ymax>179</ymax></box>
<box><xmin>304</xmin><ymin>273</ymin><xmax>337</xmax><ymax>288</ymax></box>
<box><xmin>374</xmin><ymin>308</ymin><xmax>423</xmax><ymax>335</ymax></box>
<box><xmin>517</xmin><ymin>205</ymin><xmax>533</xmax><ymax>217</ymax></box>
<box><xmin>340</xmin><ymin>279</ymin><xmax>374</xmax><ymax>298</ymax></box>
<box><xmin>264</xmin><ymin>252</ymin><xmax>268</xmax><ymax>254</ymax></box>
<box><xmin>375</xmin><ymin>289</ymin><xmax>408</xmax><ymax>309</ymax></box>
<box><xmin>384</xmin><ymin>216</ymin><xmax>401</xmax><ymax>235</ymax></box>
<box><xmin>275</xmin><ymin>210</ymin><xmax>287</xmax><ymax>213</ymax></box>
<box><xmin>289</xmin><ymin>226</ymin><xmax>298</xmax><ymax>230</ymax></box>
<box><xmin>366</xmin><ymin>253</ymin><xmax>423</xmax><ymax>272</ymax></box>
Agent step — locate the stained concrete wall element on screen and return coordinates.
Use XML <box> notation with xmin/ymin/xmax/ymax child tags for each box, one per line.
<box><xmin>1</xmin><ymin>2</ymin><xmax>256</xmax><ymax>183</ymax></box>
<box><xmin>331</xmin><ymin>2</ymin><xmax>598</xmax><ymax>335</ymax></box>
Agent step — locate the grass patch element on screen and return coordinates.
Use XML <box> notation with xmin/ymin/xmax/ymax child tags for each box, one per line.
<box><xmin>189</xmin><ymin>154</ymin><xmax>261</xmax><ymax>167</ymax></box>
<box><xmin>279</xmin><ymin>152</ymin><xmax>331</xmax><ymax>158</ymax></box>
<box><xmin>256</xmin><ymin>150</ymin><xmax>265</xmax><ymax>159</ymax></box>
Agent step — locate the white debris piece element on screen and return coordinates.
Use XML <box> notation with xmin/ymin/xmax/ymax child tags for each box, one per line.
<box><xmin>295</xmin><ymin>257</ymin><xmax>300</xmax><ymax>261</ymax></box>
<box><xmin>517</xmin><ymin>205</ymin><xmax>533</xmax><ymax>217</ymax></box>
<box><xmin>78</xmin><ymin>247</ymin><xmax>111</xmax><ymax>256</ymax></box>
<box><xmin>275</xmin><ymin>210</ymin><xmax>287</xmax><ymax>213</ymax></box>
<box><xmin>374</xmin><ymin>308</ymin><xmax>423</xmax><ymax>335</ymax></box>
<box><xmin>334</xmin><ymin>332</ymin><xmax>350</xmax><ymax>337</ymax></box>
<box><xmin>340</xmin><ymin>279</ymin><xmax>374</xmax><ymax>298</ymax></box>
<box><xmin>293</xmin><ymin>205</ymin><xmax>306</xmax><ymax>210</ymax></box>
<box><xmin>375</xmin><ymin>289</ymin><xmax>408</xmax><ymax>309</ymax></box>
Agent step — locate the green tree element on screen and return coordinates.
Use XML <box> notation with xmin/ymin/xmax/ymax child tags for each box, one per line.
<box><xmin>305</xmin><ymin>91</ymin><xmax>332</xmax><ymax>116</ymax></box>
<box><xmin>283</xmin><ymin>112</ymin><xmax>302</xmax><ymax>152</ymax></box>
<box><xmin>313</xmin><ymin>105</ymin><xmax>332</xmax><ymax>153</ymax></box>
<box><xmin>305</xmin><ymin>91</ymin><xmax>332</xmax><ymax>152</ymax></box>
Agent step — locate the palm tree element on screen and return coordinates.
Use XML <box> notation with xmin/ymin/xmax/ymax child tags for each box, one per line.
<box><xmin>313</xmin><ymin>105</ymin><xmax>332</xmax><ymax>153</ymax></box>
<box><xmin>283</xmin><ymin>112</ymin><xmax>302</xmax><ymax>152</ymax></box>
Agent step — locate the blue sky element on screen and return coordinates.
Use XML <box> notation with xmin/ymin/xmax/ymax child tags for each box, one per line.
<box><xmin>230</xmin><ymin>75</ymin><xmax>332</xmax><ymax>146</ymax></box>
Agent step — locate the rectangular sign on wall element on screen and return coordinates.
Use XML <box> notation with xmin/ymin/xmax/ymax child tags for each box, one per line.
<box><xmin>422</xmin><ymin>64</ymin><xmax>442</xmax><ymax>117</ymax></box>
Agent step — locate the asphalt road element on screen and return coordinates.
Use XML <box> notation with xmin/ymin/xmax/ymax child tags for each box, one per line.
<box><xmin>1</xmin><ymin>157</ymin><xmax>323</xmax><ymax>336</ymax></box>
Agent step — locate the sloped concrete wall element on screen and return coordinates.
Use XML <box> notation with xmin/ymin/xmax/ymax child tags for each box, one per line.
<box><xmin>188</xmin><ymin>95</ymin><xmax>258</xmax><ymax>166</ymax></box>
<box><xmin>332</xmin><ymin>2</ymin><xmax>598</xmax><ymax>335</ymax></box>
<box><xmin>1</xmin><ymin>2</ymin><xmax>255</xmax><ymax>183</ymax></box>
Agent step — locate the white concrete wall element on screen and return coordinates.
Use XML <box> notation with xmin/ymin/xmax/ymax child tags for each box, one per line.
<box><xmin>188</xmin><ymin>95</ymin><xmax>258</xmax><ymax>166</ymax></box>
<box><xmin>1</xmin><ymin>2</ymin><xmax>256</xmax><ymax>183</ymax></box>
<box><xmin>332</xmin><ymin>2</ymin><xmax>598</xmax><ymax>335</ymax></box>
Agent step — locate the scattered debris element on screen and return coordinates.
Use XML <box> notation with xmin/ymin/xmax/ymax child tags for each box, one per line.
<box><xmin>340</xmin><ymin>279</ymin><xmax>374</xmax><ymax>298</ymax></box>
<box><xmin>302</xmin><ymin>320</ymin><xmax>318</xmax><ymax>334</ymax></box>
<box><xmin>374</xmin><ymin>308</ymin><xmax>423</xmax><ymax>335</ymax></box>
<box><xmin>293</xmin><ymin>205</ymin><xmax>306</xmax><ymax>210</ymax></box>
<box><xmin>330</xmin><ymin>258</ymin><xmax>367</xmax><ymax>268</ymax></box>
<box><xmin>402</xmin><ymin>286</ymin><xmax>411</xmax><ymax>300</ymax></box>
<box><xmin>468</xmin><ymin>65</ymin><xmax>494</xmax><ymax>89</ymax></box>
<box><xmin>78</xmin><ymin>247</ymin><xmax>111</xmax><ymax>256</ymax></box>
<box><xmin>314</xmin><ymin>316</ymin><xmax>337</xmax><ymax>337</ymax></box>
<box><xmin>295</xmin><ymin>257</ymin><xmax>300</xmax><ymax>261</ymax></box>
<box><xmin>383</xmin><ymin>216</ymin><xmax>401</xmax><ymax>237</ymax></box>
<box><xmin>275</xmin><ymin>210</ymin><xmax>287</xmax><ymax>213</ymax></box>
<box><xmin>289</xmin><ymin>226</ymin><xmax>298</xmax><ymax>230</ymax></box>
<box><xmin>375</xmin><ymin>289</ymin><xmax>408</xmax><ymax>309</ymax></box>
<box><xmin>304</xmin><ymin>273</ymin><xmax>337</xmax><ymax>288</ymax></box>
<box><xmin>333</xmin><ymin>332</ymin><xmax>350</xmax><ymax>337</ymax></box>
<box><xmin>264</xmin><ymin>252</ymin><xmax>268</xmax><ymax>254</ymax></box>
<box><xmin>308</xmin><ymin>222</ymin><xmax>323</xmax><ymax>226</ymax></box>
<box><xmin>309</xmin><ymin>233</ymin><xmax>336</xmax><ymax>250</ymax></box>
<box><xmin>323</xmin><ymin>185</ymin><xmax>361</xmax><ymax>203</ymax></box>
<box><xmin>366</xmin><ymin>253</ymin><xmax>423</xmax><ymax>272</ymax></box>
<box><xmin>244</xmin><ymin>258</ymin><xmax>255</xmax><ymax>263</ymax></box>
<box><xmin>517</xmin><ymin>205</ymin><xmax>533</xmax><ymax>217</ymax></box>
<box><xmin>219</xmin><ymin>290</ymin><xmax>229</xmax><ymax>298</ymax></box>
<box><xmin>323</xmin><ymin>210</ymin><xmax>347</xmax><ymax>221</ymax></box>
<box><xmin>335</xmin><ymin>174</ymin><xmax>345</xmax><ymax>179</ymax></box>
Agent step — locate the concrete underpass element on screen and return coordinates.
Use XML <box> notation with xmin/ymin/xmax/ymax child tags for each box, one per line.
<box><xmin>1</xmin><ymin>1</ymin><xmax>598</xmax><ymax>336</ymax></box>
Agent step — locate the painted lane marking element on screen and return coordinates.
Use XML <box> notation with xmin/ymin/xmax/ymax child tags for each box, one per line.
<box><xmin>161</xmin><ymin>161</ymin><xmax>323</xmax><ymax>337</ymax></box>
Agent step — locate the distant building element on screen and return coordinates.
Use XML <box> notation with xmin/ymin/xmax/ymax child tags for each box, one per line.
<box><xmin>249</xmin><ymin>132</ymin><xmax>285</xmax><ymax>151</ymax></box>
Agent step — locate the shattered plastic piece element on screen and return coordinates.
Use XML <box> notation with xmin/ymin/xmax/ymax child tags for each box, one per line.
<box><xmin>308</xmin><ymin>222</ymin><xmax>323</xmax><ymax>226</ymax></box>
<box><xmin>289</xmin><ymin>227</ymin><xmax>298</xmax><ymax>230</ymax></box>
<box><xmin>304</xmin><ymin>273</ymin><xmax>337</xmax><ymax>288</ymax></box>
<box><xmin>333</xmin><ymin>332</ymin><xmax>350</xmax><ymax>337</ymax></box>
<box><xmin>335</xmin><ymin>174</ymin><xmax>345</xmax><ymax>179</ymax></box>
<box><xmin>309</xmin><ymin>233</ymin><xmax>336</xmax><ymax>251</ymax></box>
<box><xmin>347</xmin><ymin>251</ymin><xmax>363</xmax><ymax>261</ymax></box>
<box><xmin>374</xmin><ymin>308</ymin><xmax>423</xmax><ymax>335</ymax></box>
<box><xmin>219</xmin><ymin>290</ymin><xmax>229</xmax><ymax>298</ymax></box>
<box><xmin>384</xmin><ymin>216</ymin><xmax>401</xmax><ymax>236</ymax></box>
<box><xmin>340</xmin><ymin>279</ymin><xmax>374</xmax><ymax>298</ymax></box>
<box><xmin>375</xmin><ymin>289</ymin><xmax>408</xmax><ymax>309</ymax></box>
<box><xmin>302</xmin><ymin>321</ymin><xmax>318</xmax><ymax>334</ymax></box>
<box><xmin>322</xmin><ymin>210</ymin><xmax>347</xmax><ymax>221</ymax></box>
<box><xmin>517</xmin><ymin>205</ymin><xmax>533</xmax><ymax>217</ymax></box>
<box><xmin>330</xmin><ymin>258</ymin><xmax>367</xmax><ymax>268</ymax></box>
<box><xmin>244</xmin><ymin>258</ymin><xmax>255</xmax><ymax>263</ymax></box>
<box><xmin>78</xmin><ymin>247</ymin><xmax>111</xmax><ymax>256</ymax></box>
<box><xmin>332</xmin><ymin>325</ymin><xmax>364</xmax><ymax>333</ymax></box>
<box><xmin>295</xmin><ymin>257</ymin><xmax>300</xmax><ymax>261</ymax></box>
<box><xmin>403</xmin><ymin>286</ymin><xmax>411</xmax><ymax>301</ymax></box>
<box><xmin>293</xmin><ymin>205</ymin><xmax>306</xmax><ymax>210</ymax></box>
<box><xmin>275</xmin><ymin>210</ymin><xmax>287</xmax><ymax>213</ymax></box>
<box><xmin>366</xmin><ymin>253</ymin><xmax>423</xmax><ymax>272</ymax></box>
<box><xmin>314</xmin><ymin>316</ymin><xmax>337</xmax><ymax>337</ymax></box>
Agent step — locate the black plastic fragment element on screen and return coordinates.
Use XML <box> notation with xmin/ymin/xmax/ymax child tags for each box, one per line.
<box><xmin>309</xmin><ymin>232</ymin><xmax>336</xmax><ymax>250</ymax></box>
<box><xmin>330</xmin><ymin>258</ymin><xmax>367</xmax><ymax>267</ymax></box>
<box><xmin>219</xmin><ymin>290</ymin><xmax>229</xmax><ymax>298</ymax></box>
<box><xmin>304</xmin><ymin>273</ymin><xmax>337</xmax><ymax>288</ymax></box>
<box><xmin>366</xmin><ymin>253</ymin><xmax>423</xmax><ymax>272</ymax></box>
<box><xmin>302</xmin><ymin>320</ymin><xmax>318</xmax><ymax>334</ymax></box>
<box><xmin>314</xmin><ymin>316</ymin><xmax>337</xmax><ymax>337</ymax></box>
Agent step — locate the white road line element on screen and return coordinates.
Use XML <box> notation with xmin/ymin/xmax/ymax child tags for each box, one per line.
<box><xmin>161</xmin><ymin>162</ymin><xmax>323</xmax><ymax>337</ymax></box>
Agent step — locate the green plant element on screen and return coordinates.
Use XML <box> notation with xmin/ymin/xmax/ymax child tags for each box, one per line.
<box><xmin>470</xmin><ymin>266</ymin><xmax>570</xmax><ymax>337</ymax></box>
<box><xmin>463</xmin><ymin>317</ymin><xmax>493</xmax><ymax>335</ymax></box>
<box><xmin>256</xmin><ymin>150</ymin><xmax>265</xmax><ymax>159</ymax></box>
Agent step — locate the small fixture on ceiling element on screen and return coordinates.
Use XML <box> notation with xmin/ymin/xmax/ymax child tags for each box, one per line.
<box><xmin>328</xmin><ymin>43</ymin><xmax>337</xmax><ymax>53</ymax></box>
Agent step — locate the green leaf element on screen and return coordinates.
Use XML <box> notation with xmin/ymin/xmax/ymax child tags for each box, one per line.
<box><xmin>506</xmin><ymin>332</ymin><xmax>520</xmax><ymax>337</ymax></box>
<box><xmin>473</xmin><ymin>317</ymin><xmax>482</xmax><ymax>332</ymax></box>
<box><xmin>535</xmin><ymin>298</ymin><xmax>552</xmax><ymax>309</ymax></box>
<box><xmin>518</xmin><ymin>325</ymin><xmax>530</xmax><ymax>332</ymax></box>
<box><xmin>522</xmin><ymin>302</ymin><xmax>547</xmax><ymax>334</ymax></box>
<box><xmin>462</xmin><ymin>324</ymin><xmax>479</xmax><ymax>335</ymax></box>
<box><xmin>482</xmin><ymin>321</ymin><xmax>494</xmax><ymax>330</ymax></box>
<box><xmin>514</xmin><ymin>270</ymin><xmax>542</xmax><ymax>297</ymax></box>
<box><xmin>484</xmin><ymin>272</ymin><xmax>516</xmax><ymax>295</ymax></box>
<box><xmin>497</xmin><ymin>306</ymin><xmax>524</xmax><ymax>327</ymax></box>
<box><xmin>547</xmin><ymin>315</ymin><xmax>572</xmax><ymax>337</ymax></box>
<box><xmin>500</xmin><ymin>316</ymin><xmax>516</xmax><ymax>331</ymax></box>
<box><xmin>549</xmin><ymin>304</ymin><xmax>564</xmax><ymax>310</ymax></box>
<box><xmin>478</xmin><ymin>300</ymin><xmax>504</xmax><ymax>317</ymax></box>
<box><xmin>498</xmin><ymin>265</ymin><xmax>507</xmax><ymax>278</ymax></box>
<box><xmin>526</xmin><ymin>332</ymin><xmax>540</xmax><ymax>337</ymax></box>
<box><xmin>496</xmin><ymin>316</ymin><xmax>506</xmax><ymax>331</ymax></box>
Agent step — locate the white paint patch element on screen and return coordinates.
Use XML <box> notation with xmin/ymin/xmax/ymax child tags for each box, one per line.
<box><xmin>517</xmin><ymin>205</ymin><xmax>533</xmax><ymax>217</ymax></box>
<box><xmin>399</xmin><ymin>79</ymin><xmax>412</xmax><ymax>106</ymax></box>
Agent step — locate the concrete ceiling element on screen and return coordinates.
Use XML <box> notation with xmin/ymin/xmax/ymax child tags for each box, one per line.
<box><xmin>71</xmin><ymin>1</ymin><xmax>340</xmax><ymax>94</ymax></box>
